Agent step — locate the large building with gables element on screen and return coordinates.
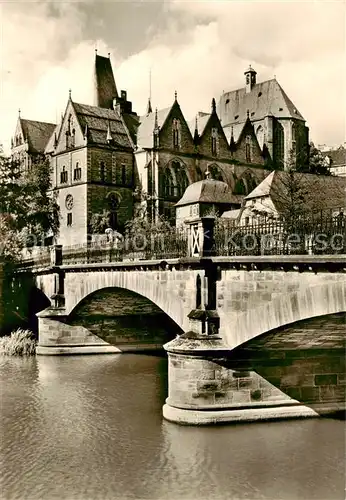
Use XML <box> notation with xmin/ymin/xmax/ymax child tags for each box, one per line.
<box><xmin>10</xmin><ymin>53</ymin><xmax>309</xmax><ymax>245</ymax></box>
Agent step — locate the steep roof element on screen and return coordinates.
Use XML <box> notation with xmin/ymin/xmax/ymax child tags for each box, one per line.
<box><xmin>20</xmin><ymin>119</ymin><xmax>56</xmax><ymax>154</ymax></box>
<box><xmin>187</xmin><ymin>112</ymin><xmax>211</xmax><ymax>137</ymax></box>
<box><xmin>136</xmin><ymin>107</ymin><xmax>171</xmax><ymax>148</ymax></box>
<box><xmin>72</xmin><ymin>102</ymin><xmax>133</xmax><ymax>148</ymax></box>
<box><xmin>176</xmin><ymin>179</ymin><xmax>239</xmax><ymax>207</ymax></box>
<box><xmin>94</xmin><ymin>54</ymin><xmax>118</xmax><ymax>109</ymax></box>
<box><xmin>219</xmin><ymin>79</ymin><xmax>305</xmax><ymax>127</ymax></box>
<box><xmin>246</xmin><ymin>171</ymin><xmax>346</xmax><ymax>213</ymax></box>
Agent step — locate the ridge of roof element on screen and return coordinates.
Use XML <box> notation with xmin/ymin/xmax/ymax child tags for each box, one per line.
<box><xmin>19</xmin><ymin>118</ymin><xmax>56</xmax><ymax>153</ymax></box>
<box><xmin>219</xmin><ymin>78</ymin><xmax>305</xmax><ymax>125</ymax></box>
<box><xmin>176</xmin><ymin>178</ymin><xmax>236</xmax><ymax>207</ymax></box>
<box><xmin>246</xmin><ymin>170</ymin><xmax>346</xmax><ymax>213</ymax></box>
<box><xmin>137</xmin><ymin>106</ymin><xmax>172</xmax><ymax>149</ymax></box>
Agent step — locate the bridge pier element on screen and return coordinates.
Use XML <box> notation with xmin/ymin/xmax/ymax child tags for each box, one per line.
<box><xmin>163</xmin><ymin>331</ymin><xmax>345</xmax><ymax>425</ymax></box>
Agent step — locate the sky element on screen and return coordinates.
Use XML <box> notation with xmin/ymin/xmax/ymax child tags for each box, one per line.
<box><xmin>0</xmin><ymin>0</ymin><xmax>345</xmax><ymax>152</ymax></box>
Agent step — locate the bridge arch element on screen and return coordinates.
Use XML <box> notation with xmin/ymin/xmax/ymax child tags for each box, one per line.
<box><xmin>64</xmin><ymin>268</ymin><xmax>199</xmax><ymax>333</ymax></box>
<box><xmin>219</xmin><ymin>271</ymin><xmax>346</xmax><ymax>349</ymax></box>
<box><xmin>68</xmin><ymin>286</ymin><xmax>183</xmax><ymax>347</ymax></box>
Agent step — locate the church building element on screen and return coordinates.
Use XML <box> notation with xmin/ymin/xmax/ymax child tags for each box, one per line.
<box><xmin>218</xmin><ymin>66</ymin><xmax>309</xmax><ymax>170</ymax></box>
<box><xmin>10</xmin><ymin>53</ymin><xmax>309</xmax><ymax>244</ymax></box>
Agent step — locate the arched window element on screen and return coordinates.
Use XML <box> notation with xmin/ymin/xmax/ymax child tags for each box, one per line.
<box><xmin>274</xmin><ymin>121</ymin><xmax>285</xmax><ymax>168</ymax></box>
<box><xmin>60</xmin><ymin>166</ymin><xmax>68</xmax><ymax>184</ymax></box>
<box><xmin>172</xmin><ymin>119</ymin><xmax>181</xmax><ymax>149</ymax></box>
<box><xmin>246</xmin><ymin>176</ymin><xmax>257</xmax><ymax>194</ymax></box>
<box><xmin>256</xmin><ymin>125</ymin><xmax>264</xmax><ymax>149</ymax></box>
<box><xmin>291</xmin><ymin>123</ymin><xmax>297</xmax><ymax>157</ymax></box>
<box><xmin>160</xmin><ymin>168</ymin><xmax>175</xmax><ymax>198</ymax></box>
<box><xmin>108</xmin><ymin>193</ymin><xmax>119</xmax><ymax>230</ymax></box>
<box><xmin>172</xmin><ymin>161</ymin><xmax>189</xmax><ymax>197</ymax></box>
<box><xmin>246</xmin><ymin>135</ymin><xmax>252</xmax><ymax>163</ymax></box>
<box><xmin>208</xmin><ymin>164</ymin><xmax>224</xmax><ymax>181</ymax></box>
<box><xmin>100</xmin><ymin>161</ymin><xmax>106</xmax><ymax>182</ymax></box>
<box><xmin>211</xmin><ymin>128</ymin><xmax>219</xmax><ymax>156</ymax></box>
<box><xmin>234</xmin><ymin>178</ymin><xmax>247</xmax><ymax>195</ymax></box>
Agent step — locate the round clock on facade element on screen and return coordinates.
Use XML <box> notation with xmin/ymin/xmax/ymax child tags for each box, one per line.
<box><xmin>65</xmin><ymin>194</ymin><xmax>74</xmax><ymax>210</ymax></box>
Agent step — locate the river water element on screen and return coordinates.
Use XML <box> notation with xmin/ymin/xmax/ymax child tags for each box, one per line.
<box><xmin>0</xmin><ymin>354</ymin><xmax>344</xmax><ymax>500</ymax></box>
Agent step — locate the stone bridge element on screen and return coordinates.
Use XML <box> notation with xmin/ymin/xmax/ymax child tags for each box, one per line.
<box><xmin>10</xmin><ymin>250</ymin><xmax>346</xmax><ymax>425</ymax></box>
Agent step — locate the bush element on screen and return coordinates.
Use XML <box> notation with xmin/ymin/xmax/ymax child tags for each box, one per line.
<box><xmin>0</xmin><ymin>328</ymin><xmax>36</xmax><ymax>356</ymax></box>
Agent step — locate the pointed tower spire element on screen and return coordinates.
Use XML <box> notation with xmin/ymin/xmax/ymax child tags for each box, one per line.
<box><xmin>94</xmin><ymin>51</ymin><xmax>118</xmax><ymax>109</ymax></box>
<box><xmin>146</xmin><ymin>68</ymin><xmax>153</xmax><ymax>115</ymax></box>
<box><xmin>154</xmin><ymin>108</ymin><xmax>159</xmax><ymax>130</ymax></box>
<box><xmin>153</xmin><ymin>108</ymin><xmax>159</xmax><ymax>148</ymax></box>
<box><xmin>194</xmin><ymin>115</ymin><xmax>199</xmax><ymax>143</ymax></box>
<box><xmin>211</xmin><ymin>98</ymin><xmax>216</xmax><ymax>114</ymax></box>
<box><xmin>146</xmin><ymin>98</ymin><xmax>152</xmax><ymax>116</ymax></box>
<box><xmin>106</xmin><ymin>122</ymin><xmax>113</xmax><ymax>143</ymax></box>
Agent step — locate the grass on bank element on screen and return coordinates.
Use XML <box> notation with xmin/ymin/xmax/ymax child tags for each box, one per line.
<box><xmin>0</xmin><ymin>328</ymin><xmax>36</xmax><ymax>356</ymax></box>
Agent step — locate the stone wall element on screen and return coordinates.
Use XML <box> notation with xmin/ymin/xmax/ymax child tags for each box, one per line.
<box><xmin>164</xmin><ymin>313</ymin><xmax>345</xmax><ymax>424</ymax></box>
<box><xmin>217</xmin><ymin>269</ymin><xmax>346</xmax><ymax>349</ymax></box>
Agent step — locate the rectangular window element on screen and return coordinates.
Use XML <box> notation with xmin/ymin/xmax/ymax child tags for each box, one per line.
<box><xmin>67</xmin><ymin>213</ymin><xmax>72</xmax><ymax>226</ymax></box>
<box><xmin>60</xmin><ymin>168</ymin><xmax>68</xmax><ymax>184</ymax></box>
<box><xmin>100</xmin><ymin>162</ymin><xmax>106</xmax><ymax>183</ymax></box>
<box><xmin>121</xmin><ymin>164</ymin><xmax>126</xmax><ymax>185</ymax></box>
<box><xmin>73</xmin><ymin>163</ymin><xmax>81</xmax><ymax>181</ymax></box>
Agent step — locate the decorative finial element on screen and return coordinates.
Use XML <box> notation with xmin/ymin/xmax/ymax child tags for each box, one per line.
<box><xmin>106</xmin><ymin>122</ymin><xmax>112</xmax><ymax>143</ymax></box>
<box><xmin>194</xmin><ymin>115</ymin><xmax>199</xmax><ymax>143</ymax></box>
<box><xmin>174</xmin><ymin>90</ymin><xmax>177</xmax><ymax>101</ymax></box>
<box><xmin>154</xmin><ymin>108</ymin><xmax>159</xmax><ymax>129</ymax></box>
<box><xmin>230</xmin><ymin>126</ymin><xmax>236</xmax><ymax>151</ymax></box>
<box><xmin>18</xmin><ymin>108</ymin><xmax>21</xmax><ymax>117</ymax></box>
<box><xmin>205</xmin><ymin>169</ymin><xmax>211</xmax><ymax>180</ymax></box>
<box><xmin>108</xmin><ymin>52</ymin><xmax>111</xmax><ymax>58</ymax></box>
<box><xmin>69</xmin><ymin>89</ymin><xmax>72</xmax><ymax>100</ymax></box>
<box><xmin>211</xmin><ymin>98</ymin><xmax>216</xmax><ymax>113</ymax></box>
<box><xmin>95</xmin><ymin>47</ymin><xmax>98</xmax><ymax>54</ymax></box>
<box><xmin>274</xmin><ymin>74</ymin><xmax>276</xmax><ymax>79</ymax></box>
<box><xmin>247</xmin><ymin>109</ymin><xmax>250</xmax><ymax>118</ymax></box>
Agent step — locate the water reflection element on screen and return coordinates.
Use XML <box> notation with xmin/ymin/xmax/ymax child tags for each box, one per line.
<box><xmin>0</xmin><ymin>354</ymin><xmax>345</xmax><ymax>500</ymax></box>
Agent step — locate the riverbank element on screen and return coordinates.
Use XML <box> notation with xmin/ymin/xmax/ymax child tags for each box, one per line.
<box><xmin>0</xmin><ymin>328</ymin><xmax>36</xmax><ymax>355</ymax></box>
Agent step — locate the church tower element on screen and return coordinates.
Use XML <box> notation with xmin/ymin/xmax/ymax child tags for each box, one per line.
<box><xmin>244</xmin><ymin>65</ymin><xmax>257</xmax><ymax>93</ymax></box>
<box><xmin>94</xmin><ymin>51</ymin><xmax>118</xmax><ymax>109</ymax></box>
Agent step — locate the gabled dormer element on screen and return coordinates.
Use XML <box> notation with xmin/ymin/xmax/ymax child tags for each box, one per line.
<box><xmin>158</xmin><ymin>92</ymin><xmax>195</xmax><ymax>154</ymax></box>
<box><xmin>54</xmin><ymin>95</ymin><xmax>84</xmax><ymax>154</ymax></box>
<box><xmin>198</xmin><ymin>98</ymin><xmax>231</xmax><ymax>159</ymax></box>
<box><xmin>233</xmin><ymin>113</ymin><xmax>264</xmax><ymax>165</ymax></box>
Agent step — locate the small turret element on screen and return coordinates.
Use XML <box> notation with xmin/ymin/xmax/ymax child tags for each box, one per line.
<box><xmin>244</xmin><ymin>65</ymin><xmax>257</xmax><ymax>93</ymax></box>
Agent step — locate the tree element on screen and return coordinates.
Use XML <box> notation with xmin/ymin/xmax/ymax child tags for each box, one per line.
<box><xmin>0</xmin><ymin>150</ymin><xmax>60</xmax><ymax>262</ymax></box>
<box><xmin>307</xmin><ymin>142</ymin><xmax>330</xmax><ymax>175</ymax></box>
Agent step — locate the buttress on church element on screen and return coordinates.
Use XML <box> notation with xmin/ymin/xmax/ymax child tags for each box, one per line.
<box><xmin>10</xmin><ymin>53</ymin><xmax>309</xmax><ymax>246</ymax></box>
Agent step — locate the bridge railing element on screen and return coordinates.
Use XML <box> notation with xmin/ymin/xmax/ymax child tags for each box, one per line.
<box><xmin>60</xmin><ymin>229</ymin><xmax>189</xmax><ymax>264</ymax></box>
<box><xmin>213</xmin><ymin>215</ymin><xmax>346</xmax><ymax>256</ymax></box>
<box><xmin>17</xmin><ymin>214</ymin><xmax>345</xmax><ymax>268</ymax></box>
